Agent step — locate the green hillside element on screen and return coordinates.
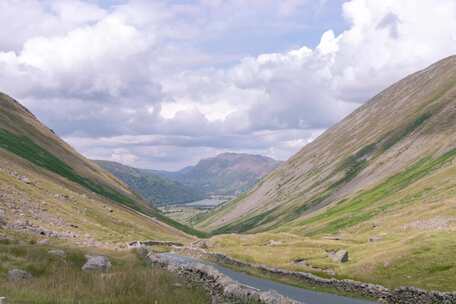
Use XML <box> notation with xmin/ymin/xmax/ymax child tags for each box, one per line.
<box><xmin>96</xmin><ymin>160</ymin><xmax>205</xmax><ymax>205</ymax></box>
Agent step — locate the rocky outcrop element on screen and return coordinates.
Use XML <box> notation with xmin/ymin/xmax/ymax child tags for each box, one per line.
<box><xmin>148</xmin><ymin>253</ymin><xmax>298</xmax><ymax>304</ymax></box>
<box><xmin>82</xmin><ymin>255</ymin><xmax>111</xmax><ymax>272</ymax></box>
<box><xmin>327</xmin><ymin>249</ymin><xmax>349</xmax><ymax>263</ymax></box>
<box><xmin>7</xmin><ymin>269</ymin><xmax>32</xmax><ymax>282</ymax></box>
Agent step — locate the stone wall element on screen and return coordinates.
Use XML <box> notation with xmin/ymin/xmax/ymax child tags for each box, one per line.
<box><xmin>128</xmin><ymin>240</ymin><xmax>183</xmax><ymax>248</ymax></box>
<box><xmin>177</xmin><ymin>247</ymin><xmax>456</xmax><ymax>304</ymax></box>
<box><xmin>148</xmin><ymin>252</ymin><xmax>299</xmax><ymax>304</ymax></box>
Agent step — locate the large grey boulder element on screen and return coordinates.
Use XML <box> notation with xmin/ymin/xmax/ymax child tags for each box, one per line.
<box><xmin>82</xmin><ymin>255</ymin><xmax>111</xmax><ymax>272</ymax></box>
<box><xmin>7</xmin><ymin>269</ymin><xmax>32</xmax><ymax>281</ymax></box>
<box><xmin>328</xmin><ymin>250</ymin><xmax>349</xmax><ymax>263</ymax></box>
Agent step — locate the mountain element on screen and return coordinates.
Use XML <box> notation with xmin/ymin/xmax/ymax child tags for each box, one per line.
<box><xmin>197</xmin><ymin>56</ymin><xmax>456</xmax><ymax>234</ymax></box>
<box><xmin>0</xmin><ymin>92</ymin><xmax>204</xmax><ymax>243</ymax></box>
<box><xmin>153</xmin><ymin>153</ymin><xmax>281</xmax><ymax>197</ymax></box>
<box><xmin>95</xmin><ymin>160</ymin><xmax>205</xmax><ymax>205</ymax></box>
<box><xmin>195</xmin><ymin>55</ymin><xmax>456</xmax><ymax>291</ymax></box>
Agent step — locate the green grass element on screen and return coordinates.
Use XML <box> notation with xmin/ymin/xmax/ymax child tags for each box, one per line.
<box><xmin>0</xmin><ymin>128</ymin><xmax>207</xmax><ymax>238</ymax></box>
<box><xmin>0</xmin><ymin>129</ymin><xmax>138</xmax><ymax>208</ymax></box>
<box><xmin>369</xmin><ymin>232</ymin><xmax>456</xmax><ymax>291</ymax></box>
<box><xmin>299</xmin><ymin>147</ymin><xmax>456</xmax><ymax>235</ymax></box>
<box><xmin>0</xmin><ymin>243</ymin><xmax>210</xmax><ymax>304</ymax></box>
<box><xmin>211</xmin><ymin>207</ymin><xmax>278</xmax><ymax>234</ymax></box>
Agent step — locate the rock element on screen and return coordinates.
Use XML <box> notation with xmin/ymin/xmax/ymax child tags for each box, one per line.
<box><xmin>135</xmin><ymin>246</ymin><xmax>149</xmax><ymax>258</ymax></box>
<box><xmin>0</xmin><ymin>296</ymin><xmax>6</xmax><ymax>304</ymax></box>
<box><xmin>328</xmin><ymin>250</ymin><xmax>349</xmax><ymax>263</ymax></box>
<box><xmin>38</xmin><ymin>239</ymin><xmax>49</xmax><ymax>245</ymax></box>
<box><xmin>127</xmin><ymin>241</ymin><xmax>143</xmax><ymax>249</ymax></box>
<box><xmin>266</xmin><ymin>240</ymin><xmax>283</xmax><ymax>246</ymax></box>
<box><xmin>82</xmin><ymin>255</ymin><xmax>111</xmax><ymax>272</ymax></box>
<box><xmin>7</xmin><ymin>269</ymin><xmax>32</xmax><ymax>282</ymax></box>
<box><xmin>368</xmin><ymin>236</ymin><xmax>383</xmax><ymax>243</ymax></box>
<box><xmin>292</xmin><ymin>258</ymin><xmax>308</xmax><ymax>266</ymax></box>
<box><xmin>18</xmin><ymin>176</ymin><xmax>32</xmax><ymax>185</ymax></box>
<box><xmin>192</xmin><ymin>240</ymin><xmax>208</xmax><ymax>249</ymax></box>
<box><xmin>48</xmin><ymin>249</ymin><xmax>66</xmax><ymax>257</ymax></box>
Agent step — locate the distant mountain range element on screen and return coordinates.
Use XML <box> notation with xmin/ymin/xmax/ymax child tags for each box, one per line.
<box><xmin>97</xmin><ymin>153</ymin><xmax>281</xmax><ymax>206</ymax></box>
<box><xmin>95</xmin><ymin>160</ymin><xmax>205</xmax><ymax>205</ymax></box>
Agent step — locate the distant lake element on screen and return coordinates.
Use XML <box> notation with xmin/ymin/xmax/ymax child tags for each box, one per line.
<box><xmin>184</xmin><ymin>196</ymin><xmax>233</xmax><ymax>207</ymax></box>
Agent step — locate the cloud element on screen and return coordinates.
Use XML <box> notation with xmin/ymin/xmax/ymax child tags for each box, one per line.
<box><xmin>0</xmin><ymin>0</ymin><xmax>455</xmax><ymax>170</ymax></box>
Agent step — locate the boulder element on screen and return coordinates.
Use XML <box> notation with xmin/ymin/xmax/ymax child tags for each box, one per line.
<box><xmin>7</xmin><ymin>269</ymin><xmax>32</xmax><ymax>282</ymax></box>
<box><xmin>267</xmin><ymin>240</ymin><xmax>283</xmax><ymax>246</ymax></box>
<box><xmin>368</xmin><ymin>236</ymin><xmax>383</xmax><ymax>243</ymax></box>
<box><xmin>292</xmin><ymin>258</ymin><xmax>308</xmax><ymax>266</ymax></box>
<box><xmin>328</xmin><ymin>250</ymin><xmax>349</xmax><ymax>263</ymax></box>
<box><xmin>192</xmin><ymin>240</ymin><xmax>208</xmax><ymax>249</ymax></box>
<box><xmin>37</xmin><ymin>239</ymin><xmax>49</xmax><ymax>245</ymax></box>
<box><xmin>48</xmin><ymin>249</ymin><xmax>66</xmax><ymax>258</ymax></box>
<box><xmin>82</xmin><ymin>255</ymin><xmax>111</xmax><ymax>272</ymax></box>
<box><xmin>18</xmin><ymin>176</ymin><xmax>33</xmax><ymax>185</ymax></box>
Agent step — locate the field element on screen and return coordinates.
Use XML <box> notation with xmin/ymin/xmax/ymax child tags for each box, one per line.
<box><xmin>0</xmin><ymin>237</ymin><xmax>210</xmax><ymax>304</ymax></box>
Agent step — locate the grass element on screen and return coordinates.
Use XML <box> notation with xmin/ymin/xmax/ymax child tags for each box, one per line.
<box><xmin>211</xmin><ymin>207</ymin><xmax>278</xmax><ymax>235</ymax></box>
<box><xmin>0</xmin><ymin>242</ymin><xmax>210</xmax><ymax>304</ymax></box>
<box><xmin>297</xmin><ymin>147</ymin><xmax>456</xmax><ymax>235</ymax></box>
<box><xmin>0</xmin><ymin>129</ymin><xmax>137</xmax><ymax>209</ymax></box>
<box><xmin>0</xmin><ymin>128</ymin><xmax>207</xmax><ymax>238</ymax></box>
<box><xmin>204</xmin><ymin>145</ymin><xmax>456</xmax><ymax>292</ymax></box>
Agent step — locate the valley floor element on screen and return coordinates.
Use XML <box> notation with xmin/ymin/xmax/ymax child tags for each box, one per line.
<box><xmin>206</xmin><ymin>227</ymin><xmax>456</xmax><ymax>292</ymax></box>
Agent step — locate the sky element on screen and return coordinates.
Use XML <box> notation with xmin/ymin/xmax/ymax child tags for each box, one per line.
<box><xmin>0</xmin><ymin>0</ymin><xmax>456</xmax><ymax>170</ymax></box>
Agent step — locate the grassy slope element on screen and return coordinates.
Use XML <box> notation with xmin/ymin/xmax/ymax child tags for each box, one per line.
<box><xmin>0</xmin><ymin>93</ymin><xmax>206</xmax><ymax>238</ymax></box>
<box><xmin>195</xmin><ymin>56</ymin><xmax>456</xmax><ymax>233</ymax></box>
<box><xmin>195</xmin><ymin>56</ymin><xmax>456</xmax><ymax>291</ymax></box>
<box><xmin>0</xmin><ymin>239</ymin><xmax>210</xmax><ymax>304</ymax></box>
<box><xmin>0</xmin><ymin>149</ymin><xmax>189</xmax><ymax>245</ymax></box>
<box><xmin>95</xmin><ymin>160</ymin><xmax>205</xmax><ymax>205</ymax></box>
<box><xmin>0</xmin><ymin>93</ymin><xmax>212</xmax><ymax>302</ymax></box>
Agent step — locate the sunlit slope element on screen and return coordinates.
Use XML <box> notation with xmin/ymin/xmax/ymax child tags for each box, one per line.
<box><xmin>0</xmin><ymin>92</ymin><xmax>201</xmax><ymax>240</ymax></box>
<box><xmin>196</xmin><ymin>55</ymin><xmax>456</xmax><ymax>234</ymax></box>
